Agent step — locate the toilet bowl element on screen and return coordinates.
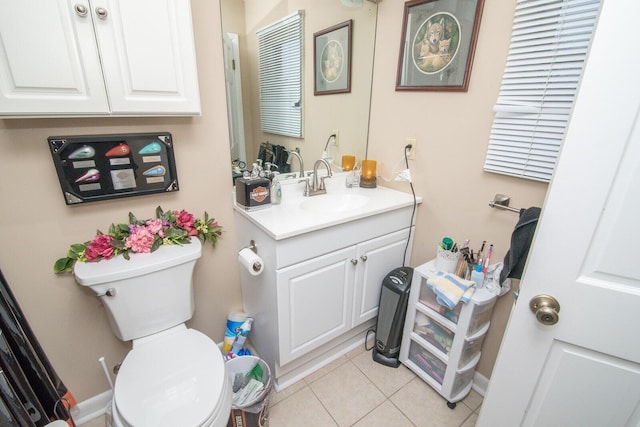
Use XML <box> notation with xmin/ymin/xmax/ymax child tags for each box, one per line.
<box><xmin>74</xmin><ymin>239</ymin><xmax>231</xmax><ymax>427</ymax></box>
<box><xmin>109</xmin><ymin>325</ymin><xmax>231</xmax><ymax>427</ymax></box>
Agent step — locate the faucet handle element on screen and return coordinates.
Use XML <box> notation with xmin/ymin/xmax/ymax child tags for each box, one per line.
<box><xmin>319</xmin><ymin>174</ymin><xmax>332</xmax><ymax>190</ymax></box>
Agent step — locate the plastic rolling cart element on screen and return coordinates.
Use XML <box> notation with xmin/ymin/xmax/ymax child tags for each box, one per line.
<box><xmin>399</xmin><ymin>260</ymin><xmax>496</xmax><ymax>408</ymax></box>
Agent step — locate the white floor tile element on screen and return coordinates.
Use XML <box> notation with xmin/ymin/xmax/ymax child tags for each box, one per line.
<box><xmin>351</xmin><ymin>350</ymin><xmax>416</xmax><ymax>397</ymax></box>
<box><xmin>352</xmin><ymin>400</ymin><xmax>415</xmax><ymax>427</ymax></box>
<box><xmin>268</xmin><ymin>386</ymin><xmax>338</xmax><ymax>427</ymax></box>
<box><xmin>309</xmin><ymin>361</ymin><xmax>386</xmax><ymax>427</ymax></box>
<box><xmin>390</xmin><ymin>377</ymin><xmax>472</xmax><ymax>427</ymax></box>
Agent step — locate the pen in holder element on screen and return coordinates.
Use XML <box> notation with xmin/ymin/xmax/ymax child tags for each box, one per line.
<box><xmin>435</xmin><ymin>246</ymin><xmax>461</xmax><ymax>273</ymax></box>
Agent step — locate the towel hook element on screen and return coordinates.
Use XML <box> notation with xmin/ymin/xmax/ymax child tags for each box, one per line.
<box><xmin>489</xmin><ymin>194</ymin><xmax>521</xmax><ymax>213</ymax></box>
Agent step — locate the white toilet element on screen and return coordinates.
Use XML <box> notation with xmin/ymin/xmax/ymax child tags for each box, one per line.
<box><xmin>74</xmin><ymin>238</ymin><xmax>231</xmax><ymax>427</ymax></box>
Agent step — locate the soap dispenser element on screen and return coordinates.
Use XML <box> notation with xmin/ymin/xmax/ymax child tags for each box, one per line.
<box><xmin>271</xmin><ymin>173</ymin><xmax>282</xmax><ymax>205</ymax></box>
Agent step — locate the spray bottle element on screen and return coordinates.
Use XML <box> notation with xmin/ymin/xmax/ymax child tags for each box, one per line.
<box><xmin>230</xmin><ymin>317</ymin><xmax>254</xmax><ymax>355</ymax></box>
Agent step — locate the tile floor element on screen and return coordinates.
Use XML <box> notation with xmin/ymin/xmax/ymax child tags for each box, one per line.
<box><xmin>79</xmin><ymin>345</ymin><xmax>482</xmax><ymax>427</ymax></box>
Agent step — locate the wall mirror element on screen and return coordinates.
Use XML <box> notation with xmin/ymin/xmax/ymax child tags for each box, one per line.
<box><xmin>220</xmin><ymin>0</ymin><xmax>378</xmax><ymax>178</ymax></box>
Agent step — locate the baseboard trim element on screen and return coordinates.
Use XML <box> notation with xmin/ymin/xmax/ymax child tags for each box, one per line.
<box><xmin>70</xmin><ymin>390</ymin><xmax>112</xmax><ymax>425</ymax></box>
<box><xmin>472</xmin><ymin>371</ymin><xmax>489</xmax><ymax>397</ymax></box>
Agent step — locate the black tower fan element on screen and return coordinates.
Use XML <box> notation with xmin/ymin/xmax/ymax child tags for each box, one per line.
<box><xmin>372</xmin><ymin>266</ymin><xmax>413</xmax><ymax>367</ymax></box>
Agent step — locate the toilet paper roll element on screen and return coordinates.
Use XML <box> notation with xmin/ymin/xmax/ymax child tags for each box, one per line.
<box><xmin>238</xmin><ymin>248</ymin><xmax>264</xmax><ymax>276</ymax></box>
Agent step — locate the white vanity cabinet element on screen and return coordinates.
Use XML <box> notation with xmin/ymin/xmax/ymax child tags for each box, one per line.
<box><xmin>277</xmin><ymin>228</ymin><xmax>411</xmax><ymax>365</ymax></box>
<box><xmin>399</xmin><ymin>261</ymin><xmax>496</xmax><ymax>407</ymax></box>
<box><xmin>233</xmin><ymin>180</ymin><xmax>419</xmax><ymax>389</ymax></box>
<box><xmin>0</xmin><ymin>0</ymin><xmax>200</xmax><ymax>117</ymax></box>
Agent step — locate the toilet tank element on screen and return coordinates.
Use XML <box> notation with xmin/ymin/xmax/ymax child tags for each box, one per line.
<box><xmin>74</xmin><ymin>238</ymin><xmax>202</xmax><ymax>341</ymax></box>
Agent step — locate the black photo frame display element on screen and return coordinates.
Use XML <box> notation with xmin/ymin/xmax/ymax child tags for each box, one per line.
<box><xmin>48</xmin><ymin>132</ymin><xmax>179</xmax><ymax>205</ymax></box>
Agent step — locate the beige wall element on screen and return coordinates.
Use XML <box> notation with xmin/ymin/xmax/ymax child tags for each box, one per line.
<box><xmin>0</xmin><ymin>0</ymin><xmax>550</xmax><ymax>403</ymax></box>
<box><xmin>369</xmin><ymin>0</ymin><xmax>548</xmax><ymax>378</ymax></box>
<box><xmin>0</xmin><ymin>2</ymin><xmax>243</xmax><ymax>401</ymax></box>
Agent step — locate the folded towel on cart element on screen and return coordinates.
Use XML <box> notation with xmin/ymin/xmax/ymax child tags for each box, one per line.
<box><xmin>427</xmin><ymin>272</ymin><xmax>476</xmax><ymax>309</ymax></box>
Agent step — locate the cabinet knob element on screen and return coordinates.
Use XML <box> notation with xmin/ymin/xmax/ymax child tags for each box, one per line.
<box><xmin>360</xmin><ymin>255</ymin><xmax>368</xmax><ymax>262</ymax></box>
<box><xmin>95</xmin><ymin>7</ymin><xmax>108</xmax><ymax>19</ymax></box>
<box><xmin>74</xmin><ymin>4</ymin><xmax>88</xmax><ymax>17</ymax></box>
<box><xmin>351</xmin><ymin>259</ymin><xmax>358</xmax><ymax>265</ymax></box>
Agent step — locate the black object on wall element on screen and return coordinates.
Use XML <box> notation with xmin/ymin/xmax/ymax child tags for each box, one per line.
<box><xmin>48</xmin><ymin>132</ymin><xmax>179</xmax><ymax>205</ymax></box>
<box><xmin>0</xmin><ymin>269</ymin><xmax>76</xmax><ymax>426</ymax></box>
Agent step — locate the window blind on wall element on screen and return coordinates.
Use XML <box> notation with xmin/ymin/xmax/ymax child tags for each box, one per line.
<box><xmin>483</xmin><ymin>0</ymin><xmax>600</xmax><ymax>182</ymax></box>
<box><xmin>256</xmin><ymin>11</ymin><xmax>303</xmax><ymax>138</ymax></box>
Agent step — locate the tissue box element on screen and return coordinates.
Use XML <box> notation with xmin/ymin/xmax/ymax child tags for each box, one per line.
<box><xmin>235</xmin><ymin>177</ymin><xmax>271</xmax><ymax>211</ymax></box>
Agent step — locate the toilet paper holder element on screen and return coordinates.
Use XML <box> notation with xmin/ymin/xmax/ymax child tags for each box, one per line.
<box><xmin>245</xmin><ymin>240</ymin><xmax>258</xmax><ymax>254</ymax></box>
<box><xmin>239</xmin><ymin>240</ymin><xmax>264</xmax><ymax>276</ymax></box>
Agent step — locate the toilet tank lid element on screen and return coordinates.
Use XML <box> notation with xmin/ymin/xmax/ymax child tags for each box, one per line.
<box><xmin>74</xmin><ymin>238</ymin><xmax>202</xmax><ymax>286</ymax></box>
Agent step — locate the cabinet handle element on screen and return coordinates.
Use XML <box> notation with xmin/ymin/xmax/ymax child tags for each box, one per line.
<box><xmin>360</xmin><ymin>255</ymin><xmax>368</xmax><ymax>262</ymax></box>
<box><xmin>351</xmin><ymin>259</ymin><xmax>358</xmax><ymax>265</ymax></box>
<box><xmin>74</xmin><ymin>4</ymin><xmax>88</xmax><ymax>17</ymax></box>
<box><xmin>95</xmin><ymin>7</ymin><xmax>108</xmax><ymax>19</ymax></box>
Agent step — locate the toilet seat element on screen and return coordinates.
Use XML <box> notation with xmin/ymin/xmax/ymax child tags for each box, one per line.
<box><xmin>113</xmin><ymin>325</ymin><xmax>229</xmax><ymax>427</ymax></box>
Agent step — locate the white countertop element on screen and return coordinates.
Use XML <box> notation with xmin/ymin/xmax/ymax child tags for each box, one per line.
<box><xmin>233</xmin><ymin>172</ymin><xmax>422</xmax><ymax>240</ymax></box>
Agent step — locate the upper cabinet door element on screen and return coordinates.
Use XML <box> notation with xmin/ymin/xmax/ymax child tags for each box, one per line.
<box><xmin>91</xmin><ymin>0</ymin><xmax>201</xmax><ymax>115</ymax></box>
<box><xmin>0</xmin><ymin>0</ymin><xmax>109</xmax><ymax>115</ymax></box>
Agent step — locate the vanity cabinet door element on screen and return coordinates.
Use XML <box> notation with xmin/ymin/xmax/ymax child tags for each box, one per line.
<box><xmin>277</xmin><ymin>246</ymin><xmax>356</xmax><ymax>366</ymax></box>
<box><xmin>352</xmin><ymin>228</ymin><xmax>412</xmax><ymax>327</ymax></box>
<box><xmin>0</xmin><ymin>1</ymin><xmax>109</xmax><ymax>115</ymax></box>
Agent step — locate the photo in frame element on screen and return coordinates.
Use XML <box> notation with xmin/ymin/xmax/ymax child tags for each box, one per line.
<box><xmin>314</xmin><ymin>20</ymin><xmax>352</xmax><ymax>95</ymax></box>
<box><xmin>396</xmin><ymin>0</ymin><xmax>484</xmax><ymax>91</ymax></box>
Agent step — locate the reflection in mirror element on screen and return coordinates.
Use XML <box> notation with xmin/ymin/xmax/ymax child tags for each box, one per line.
<box><xmin>221</xmin><ymin>0</ymin><xmax>378</xmax><ymax>178</ymax></box>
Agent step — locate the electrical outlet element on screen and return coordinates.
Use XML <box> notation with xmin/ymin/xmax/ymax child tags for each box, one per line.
<box><xmin>406</xmin><ymin>137</ymin><xmax>416</xmax><ymax>159</ymax></box>
<box><xmin>332</xmin><ymin>129</ymin><xmax>340</xmax><ymax>147</ymax></box>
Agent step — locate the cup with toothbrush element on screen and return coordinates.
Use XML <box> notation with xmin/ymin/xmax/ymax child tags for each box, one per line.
<box><xmin>435</xmin><ymin>237</ymin><xmax>461</xmax><ymax>273</ymax></box>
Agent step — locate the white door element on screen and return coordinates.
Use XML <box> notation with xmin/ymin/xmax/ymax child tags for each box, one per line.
<box><xmin>277</xmin><ymin>246</ymin><xmax>356</xmax><ymax>365</ymax></box>
<box><xmin>478</xmin><ymin>2</ymin><xmax>640</xmax><ymax>426</ymax></box>
<box><xmin>0</xmin><ymin>0</ymin><xmax>108</xmax><ymax>115</ymax></box>
<box><xmin>92</xmin><ymin>0</ymin><xmax>201</xmax><ymax>115</ymax></box>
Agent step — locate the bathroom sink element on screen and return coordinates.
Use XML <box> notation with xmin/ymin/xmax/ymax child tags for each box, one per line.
<box><xmin>300</xmin><ymin>194</ymin><xmax>370</xmax><ymax>213</ymax></box>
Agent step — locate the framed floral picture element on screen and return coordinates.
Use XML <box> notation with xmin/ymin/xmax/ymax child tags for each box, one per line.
<box><xmin>396</xmin><ymin>0</ymin><xmax>484</xmax><ymax>91</ymax></box>
<box><xmin>314</xmin><ymin>20</ymin><xmax>352</xmax><ymax>95</ymax></box>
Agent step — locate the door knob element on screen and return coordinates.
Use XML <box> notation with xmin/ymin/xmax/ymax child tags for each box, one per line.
<box><xmin>529</xmin><ymin>294</ymin><xmax>560</xmax><ymax>326</ymax></box>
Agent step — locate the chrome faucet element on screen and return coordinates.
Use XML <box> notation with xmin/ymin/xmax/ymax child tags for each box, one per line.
<box><xmin>305</xmin><ymin>158</ymin><xmax>332</xmax><ymax>196</ymax></box>
<box><xmin>287</xmin><ymin>150</ymin><xmax>305</xmax><ymax>179</ymax></box>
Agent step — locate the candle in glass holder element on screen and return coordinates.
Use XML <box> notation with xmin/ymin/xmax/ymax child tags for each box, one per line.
<box><xmin>342</xmin><ymin>155</ymin><xmax>356</xmax><ymax>171</ymax></box>
<box><xmin>342</xmin><ymin>154</ymin><xmax>356</xmax><ymax>172</ymax></box>
<box><xmin>360</xmin><ymin>159</ymin><xmax>377</xmax><ymax>188</ymax></box>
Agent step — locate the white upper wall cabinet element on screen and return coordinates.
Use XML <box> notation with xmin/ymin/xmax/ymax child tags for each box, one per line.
<box><xmin>0</xmin><ymin>0</ymin><xmax>201</xmax><ymax>117</ymax></box>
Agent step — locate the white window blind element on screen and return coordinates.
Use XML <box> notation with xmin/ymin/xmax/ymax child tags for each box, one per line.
<box><xmin>256</xmin><ymin>11</ymin><xmax>303</xmax><ymax>138</ymax></box>
<box><xmin>484</xmin><ymin>0</ymin><xmax>600</xmax><ymax>182</ymax></box>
